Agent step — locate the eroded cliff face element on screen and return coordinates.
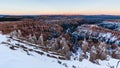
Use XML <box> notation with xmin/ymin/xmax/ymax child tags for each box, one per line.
<box><xmin>0</xmin><ymin>19</ymin><xmax>72</xmax><ymax>59</ymax></box>
<box><xmin>0</xmin><ymin>19</ymin><xmax>120</xmax><ymax>63</ymax></box>
<box><xmin>71</xmin><ymin>24</ymin><xmax>120</xmax><ymax>63</ymax></box>
<box><xmin>0</xmin><ymin>19</ymin><xmax>63</xmax><ymax>39</ymax></box>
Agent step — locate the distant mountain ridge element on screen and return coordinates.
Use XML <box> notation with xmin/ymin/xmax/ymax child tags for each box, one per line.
<box><xmin>0</xmin><ymin>15</ymin><xmax>120</xmax><ymax>21</ymax></box>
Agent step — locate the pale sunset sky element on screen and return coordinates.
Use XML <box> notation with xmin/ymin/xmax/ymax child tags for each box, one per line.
<box><xmin>0</xmin><ymin>0</ymin><xmax>120</xmax><ymax>15</ymax></box>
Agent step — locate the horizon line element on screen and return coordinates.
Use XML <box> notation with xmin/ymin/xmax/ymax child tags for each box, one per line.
<box><xmin>0</xmin><ymin>14</ymin><xmax>120</xmax><ymax>16</ymax></box>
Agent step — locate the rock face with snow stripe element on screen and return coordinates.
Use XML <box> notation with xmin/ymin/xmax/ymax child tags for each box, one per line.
<box><xmin>72</xmin><ymin>24</ymin><xmax>120</xmax><ymax>47</ymax></box>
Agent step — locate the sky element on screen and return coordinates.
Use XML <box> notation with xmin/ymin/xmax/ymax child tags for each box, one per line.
<box><xmin>0</xmin><ymin>0</ymin><xmax>120</xmax><ymax>15</ymax></box>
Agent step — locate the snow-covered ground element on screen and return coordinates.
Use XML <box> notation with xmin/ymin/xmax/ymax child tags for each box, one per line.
<box><xmin>0</xmin><ymin>34</ymin><xmax>120</xmax><ymax>68</ymax></box>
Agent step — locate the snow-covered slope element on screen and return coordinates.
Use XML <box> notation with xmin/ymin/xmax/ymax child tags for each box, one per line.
<box><xmin>98</xmin><ymin>21</ymin><xmax>120</xmax><ymax>31</ymax></box>
<box><xmin>0</xmin><ymin>34</ymin><xmax>120</xmax><ymax>68</ymax></box>
<box><xmin>0</xmin><ymin>34</ymin><xmax>66</xmax><ymax>68</ymax></box>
